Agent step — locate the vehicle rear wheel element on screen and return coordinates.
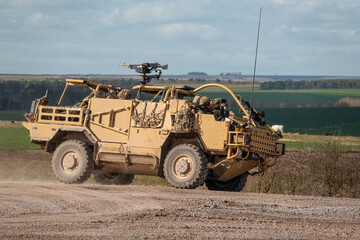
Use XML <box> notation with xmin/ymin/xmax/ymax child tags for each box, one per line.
<box><xmin>205</xmin><ymin>172</ymin><xmax>248</xmax><ymax>192</ymax></box>
<box><xmin>164</xmin><ymin>144</ymin><xmax>207</xmax><ymax>189</ymax></box>
<box><xmin>52</xmin><ymin>140</ymin><xmax>94</xmax><ymax>184</ymax></box>
<box><xmin>94</xmin><ymin>173</ymin><xmax>134</xmax><ymax>185</ymax></box>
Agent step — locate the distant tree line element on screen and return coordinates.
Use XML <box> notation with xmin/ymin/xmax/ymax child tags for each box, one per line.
<box><xmin>187</xmin><ymin>72</ymin><xmax>207</xmax><ymax>76</ymax></box>
<box><xmin>219</xmin><ymin>72</ymin><xmax>242</xmax><ymax>76</ymax></box>
<box><xmin>0</xmin><ymin>79</ymin><xmax>137</xmax><ymax>111</ymax></box>
<box><xmin>260</xmin><ymin>80</ymin><xmax>360</xmax><ymax>90</ymax></box>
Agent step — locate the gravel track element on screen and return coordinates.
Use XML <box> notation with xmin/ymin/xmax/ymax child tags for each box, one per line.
<box><xmin>1</xmin><ymin>181</ymin><xmax>359</xmax><ymax>239</ymax></box>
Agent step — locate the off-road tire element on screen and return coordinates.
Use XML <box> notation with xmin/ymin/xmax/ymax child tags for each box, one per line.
<box><xmin>52</xmin><ymin>140</ymin><xmax>94</xmax><ymax>184</ymax></box>
<box><xmin>94</xmin><ymin>173</ymin><xmax>134</xmax><ymax>185</ymax></box>
<box><xmin>205</xmin><ymin>172</ymin><xmax>248</xmax><ymax>192</ymax></box>
<box><xmin>163</xmin><ymin>144</ymin><xmax>207</xmax><ymax>189</ymax></box>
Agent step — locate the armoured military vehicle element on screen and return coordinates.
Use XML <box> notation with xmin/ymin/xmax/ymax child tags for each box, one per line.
<box><xmin>23</xmin><ymin>63</ymin><xmax>285</xmax><ymax>191</ymax></box>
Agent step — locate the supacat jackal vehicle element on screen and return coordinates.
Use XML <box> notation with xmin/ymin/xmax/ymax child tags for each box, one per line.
<box><xmin>23</xmin><ymin>63</ymin><xmax>285</xmax><ymax>191</ymax></box>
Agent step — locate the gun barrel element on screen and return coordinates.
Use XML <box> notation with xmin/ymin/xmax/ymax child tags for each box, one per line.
<box><xmin>119</xmin><ymin>64</ymin><xmax>139</xmax><ymax>69</ymax></box>
<box><xmin>119</xmin><ymin>63</ymin><xmax>168</xmax><ymax>70</ymax></box>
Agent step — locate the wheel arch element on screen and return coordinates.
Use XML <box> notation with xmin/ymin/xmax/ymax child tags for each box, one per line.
<box><xmin>46</xmin><ymin>128</ymin><xmax>96</xmax><ymax>153</ymax></box>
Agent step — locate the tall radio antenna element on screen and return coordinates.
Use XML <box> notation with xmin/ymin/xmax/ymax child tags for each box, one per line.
<box><xmin>249</xmin><ymin>7</ymin><xmax>262</xmax><ymax>122</ymax></box>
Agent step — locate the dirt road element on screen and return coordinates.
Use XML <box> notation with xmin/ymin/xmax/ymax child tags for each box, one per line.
<box><xmin>1</xmin><ymin>181</ymin><xmax>359</xmax><ymax>239</ymax></box>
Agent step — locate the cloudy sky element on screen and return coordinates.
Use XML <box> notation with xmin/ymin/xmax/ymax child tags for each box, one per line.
<box><xmin>0</xmin><ymin>0</ymin><xmax>359</xmax><ymax>75</ymax></box>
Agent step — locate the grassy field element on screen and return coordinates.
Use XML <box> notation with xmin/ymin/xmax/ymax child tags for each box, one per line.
<box><xmin>282</xmin><ymin>133</ymin><xmax>360</xmax><ymax>152</ymax></box>
<box><xmin>0</xmin><ymin>121</ymin><xmax>40</xmax><ymax>150</ymax></box>
<box><xmin>157</xmin><ymin>83</ymin><xmax>360</xmax><ymax>106</ymax></box>
<box><xmin>0</xmin><ymin>111</ymin><xmax>25</xmax><ymax>121</ymax></box>
<box><xmin>1</xmin><ymin>108</ymin><xmax>359</xmax><ymax>136</ymax></box>
<box><xmin>264</xmin><ymin>107</ymin><xmax>360</xmax><ymax>136</ymax></box>
<box><xmin>194</xmin><ymin>86</ymin><xmax>360</xmax><ymax>108</ymax></box>
<box><xmin>182</xmin><ymin>84</ymin><xmax>360</xmax><ymax>136</ymax></box>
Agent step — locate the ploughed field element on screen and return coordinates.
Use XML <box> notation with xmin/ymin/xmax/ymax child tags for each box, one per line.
<box><xmin>0</xmin><ymin>150</ymin><xmax>359</xmax><ymax>239</ymax></box>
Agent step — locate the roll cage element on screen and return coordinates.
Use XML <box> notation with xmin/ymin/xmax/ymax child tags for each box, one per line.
<box><xmin>135</xmin><ymin>83</ymin><xmax>274</xmax><ymax>132</ymax></box>
<box><xmin>55</xmin><ymin>80</ymin><xmax>274</xmax><ymax>132</ymax></box>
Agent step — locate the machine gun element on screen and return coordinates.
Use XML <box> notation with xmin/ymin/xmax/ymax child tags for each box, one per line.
<box><xmin>119</xmin><ymin>62</ymin><xmax>168</xmax><ymax>85</ymax></box>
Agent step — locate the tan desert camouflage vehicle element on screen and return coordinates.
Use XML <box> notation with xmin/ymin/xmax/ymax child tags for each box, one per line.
<box><xmin>23</xmin><ymin>64</ymin><xmax>285</xmax><ymax>191</ymax></box>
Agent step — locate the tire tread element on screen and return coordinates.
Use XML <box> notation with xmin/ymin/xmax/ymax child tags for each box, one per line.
<box><xmin>164</xmin><ymin>144</ymin><xmax>208</xmax><ymax>189</ymax></box>
<box><xmin>52</xmin><ymin>140</ymin><xmax>94</xmax><ymax>184</ymax></box>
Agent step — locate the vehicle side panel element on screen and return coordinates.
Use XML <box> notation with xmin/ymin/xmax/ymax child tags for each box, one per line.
<box><xmin>194</xmin><ymin>114</ymin><xmax>228</xmax><ymax>152</ymax></box>
<box><xmin>23</xmin><ymin>122</ymin><xmax>84</xmax><ymax>142</ymax></box>
<box><xmin>89</xmin><ymin>98</ymin><xmax>132</xmax><ymax>143</ymax></box>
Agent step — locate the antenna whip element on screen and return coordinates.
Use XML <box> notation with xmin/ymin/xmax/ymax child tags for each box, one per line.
<box><xmin>249</xmin><ymin>7</ymin><xmax>262</xmax><ymax>123</ymax></box>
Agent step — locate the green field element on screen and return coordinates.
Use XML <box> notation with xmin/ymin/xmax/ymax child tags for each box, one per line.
<box><xmin>184</xmin><ymin>85</ymin><xmax>360</xmax><ymax>136</ymax></box>
<box><xmin>192</xmin><ymin>85</ymin><xmax>360</xmax><ymax>108</ymax></box>
<box><xmin>0</xmin><ymin>121</ymin><xmax>359</xmax><ymax>151</ymax></box>
<box><xmin>264</xmin><ymin>107</ymin><xmax>360</xmax><ymax>136</ymax></box>
<box><xmin>0</xmin><ymin>111</ymin><xmax>26</xmax><ymax>121</ymax></box>
<box><xmin>1</xmin><ymin>108</ymin><xmax>360</xmax><ymax>136</ymax></box>
<box><xmin>282</xmin><ymin>133</ymin><xmax>360</xmax><ymax>152</ymax></box>
<box><xmin>0</xmin><ymin>126</ymin><xmax>40</xmax><ymax>150</ymax></box>
<box><xmin>241</xmin><ymin>90</ymin><xmax>359</xmax><ymax>108</ymax></box>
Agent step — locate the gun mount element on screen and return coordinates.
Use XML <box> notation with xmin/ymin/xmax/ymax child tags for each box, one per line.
<box><xmin>120</xmin><ymin>62</ymin><xmax>168</xmax><ymax>86</ymax></box>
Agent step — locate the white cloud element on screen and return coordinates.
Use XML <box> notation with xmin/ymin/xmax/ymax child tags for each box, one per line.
<box><xmin>0</xmin><ymin>0</ymin><xmax>90</xmax><ymax>8</ymax></box>
<box><xmin>291</xmin><ymin>26</ymin><xmax>358</xmax><ymax>41</ymax></box>
<box><xmin>26</xmin><ymin>13</ymin><xmax>49</xmax><ymax>26</ymax></box>
<box><xmin>272</xmin><ymin>0</ymin><xmax>319</xmax><ymax>8</ymax></box>
<box><xmin>159</xmin><ymin>23</ymin><xmax>220</xmax><ymax>40</ymax></box>
<box><xmin>124</xmin><ymin>3</ymin><xmax>171</xmax><ymax>23</ymax></box>
<box><xmin>1</xmin><ymin>0</ymin><xmax>360</xmax><ymax>75</ymax></box>
<box><xmin>318</xmin><ymin>12</ymin><xmax>344</xmax><ymax>21</ymax></box>
<box><xmin>122</xmin><ymin>1</ymin><xmax>210</xmax><ymax>23</ymax></box>
<box><xmin>273</xmin><ymin>24</ymin><xmax>288</xmax><ymax>35</ymax></box>
<box><xmin>100</xmin><ymin>8</ymin><xmax>120</xmax><ymax>25</ymax></box>
<box><xmin>273</xmin><ymin>0</ymin><xmax>294</xmax><ymax>4</ymax></box>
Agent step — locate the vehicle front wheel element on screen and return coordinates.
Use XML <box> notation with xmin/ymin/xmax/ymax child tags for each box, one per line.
<box><xmin>163</xmin><ymin>144</ymin><xmax>208</xmax><ymax>189</ymax></box>
<box><xmin>205</xmin><ymin>172</ymin><xmax>248</xmax><ymax>192</ymax></box>
<box><xmin>94</xmin><ymin>173</ymin><xmax>134</xmax><ymax>185</ymax></box>
<box><xmin>52</xmin><ymin>140</ymin><xmax>94</xmax><ymax>184</ymax></box>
